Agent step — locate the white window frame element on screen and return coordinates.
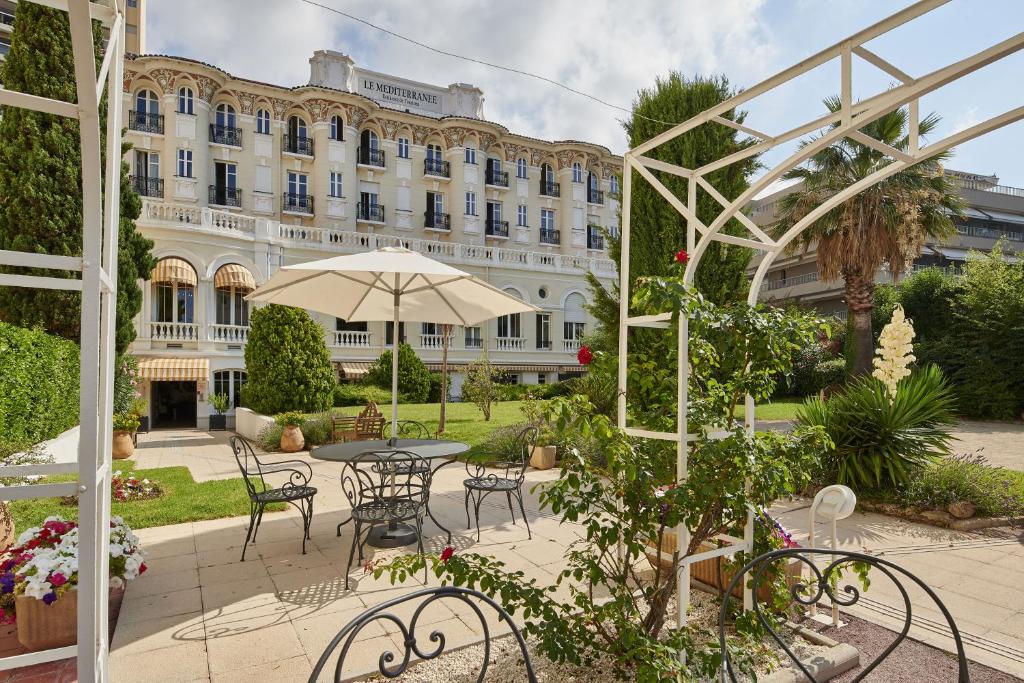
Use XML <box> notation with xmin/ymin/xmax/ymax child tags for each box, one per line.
<box><xmin>465</xmin><ymin>191</ymin><xmax>476</xmax><ymax>216</ymax></box>
<box><xmin>397</xmin><ymin>137</ymin><xmax>410</xmax><ymax>159</ymax></box>
<box><xmin>516</xmin><ymin>157</ymin><xmax>528</xmax><ymax>178</ymax></box>
<box><xmin>330</xmin><ymin>114</ymin><xmax>344</xmax><ymax>141</ymax></box>
<box><xmin>329</xmin><ymin>171</ymin><xmax>343</xmax><ymax>198</ymax></box>
<box><xmin>177</xmin><ymin>86</ymin><xmax>194</xmax><ymax>115</ymax></box>
<box><xmin>464</xmin><ymin>146</ymin><xmax>477</xmax><ymax>164</ymax></box>
<box><xmin>215</xmin><ymin>102</ymin><xmax>236</xmax><ymax>129</ymax></box>
<box><xmin>610</xmin><ymin>175</ymin><xmax>619</xmax><ymax>194</ymax></box>
<box><xmin>135</xmin><ymin>89</ymin><xmax>158</xmax><ymax>115</ymax></box>
<box><xmin>427</xmin><ymin>143</ymin><xmax>442</xmax><ymax>162</ymax></box>
<box><xmin>256</xmin><ymin>109</ymin><xmax>271</xmax><ymax>135</ymax></box>
<box><xmin>176</xmin><ymin>149</ymin><xmax>193</xmax><ymax>178</ymax></box>
<box><xmin>517</xmin><ymin>204</ymin><xmax>528</xmax><ymax>227</ymax></box>
<box><xmin>572</xmin><ymin>162</ymin><xmax>583</xmax><ymax>183</ymax></box>
<box><xmin>540</xmin><ymin>208</ymin><xmax>555</xmax><ymax>231</ymax></box>
<box><xmin>288</xmin><ymin>171</ymin><xmax>308</xmax><ymax>197</ymax></box>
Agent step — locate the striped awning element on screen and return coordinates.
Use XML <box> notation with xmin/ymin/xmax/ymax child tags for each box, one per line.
<box><xmin>137</xmin><ymin>357</ymin><xmax>209</xmax><ymax>383</ymax></box>
<box><xmin>214</xmin><ymin>263</ymin><xmax>256</xmax><ymax>291</ymax></box>
<box><xmin>151</xmin><ymin>258</ymin><xmax>197</xmax><ymax>286</ymax></box>
<box><xmin>337</xmin><ymin>362</ymin><xmax>372</xmax><ymax>377</ymax></box>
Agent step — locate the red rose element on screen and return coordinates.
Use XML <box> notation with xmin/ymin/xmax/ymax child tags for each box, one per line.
<box><xmin>577</xmin><ymin>345</ymin><xmax>593</xmax><ymax>366</ymax></box>
<box><xmin>675</xmin><ymin>249</ymin><xmax>689</xmax><ymax>264</ymax></box>
<box><xmin>440</xmin><ymin>546</ymin><xmax>455</xmax><ymax>563</ymax></box>
<box><xmin>138</xmin><ymin>563</ymin><xmax>147</xmax><ymax>575</ymax></box>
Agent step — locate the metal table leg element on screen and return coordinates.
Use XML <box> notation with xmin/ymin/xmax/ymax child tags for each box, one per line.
<box><xmin>427</xmin><ymin>458</ymin><xmax>455</xmax><ymax>544</ymax></box>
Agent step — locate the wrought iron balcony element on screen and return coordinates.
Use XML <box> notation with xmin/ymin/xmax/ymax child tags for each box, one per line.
<box><xmin>357</xmin><ymin>203</ymin><xmax>385</xmax><ymax>222</ymax></box>
<box><xmin>128</xmin><ymin>110</ymin><xmax>164</xmax><ymax>135</ymax></box>
<box><xmin>209</xmin><ymin>123</ymin><xmax>242</xmax><ymax>147</ymax></box>
<box><xmin>539</xmin><ymin>180</ymin><xmax>560</xmax><ymax>197</ymax></box>
<box><xmin>539</xmin><ymin>229</ymin><xmax>561</xmax><ymax>245</ymax></box>
<box><xmin>587</xmin><ymin>189</ymin><xmax>604</xmax><ymax>204</ymax></box>
<box><xmin>209</xmin><ymin>185</ymin><xmax>242</xmax><ymax>208</ymax></box>
<box><xmin>130</xmin><ymin>175</ymin><xmax>163</xmax><ymax>198</ymax></box>
<box><xmin>358</xmin><ymin>147</ymin><xmax>386</xmax><ymax>168</ymax></box>
<box><xmin>486</xmin><ymin>169</ymin><xmax>509</xmax><ymax>187</ymax></box>
<box><xmin>424</xmin><ymin>158</ymin><xmax>450</xmax><ymax>178</ymax></box>
<box><xmin>283</xmin><ymin>134</ymin><xmax>314</xmax><ymax>156</ymax></box>
<box><xmin>424</xmin><ymin>212</ymin><xmax>450</xmax><ymax>231</ymax></box>
<box><xmin>282</xmin><ymin>192</ymin><xmax>314</xmax><ymax>214</ymax></box>
<box><xmin>485</xmin><ymin>219</ymin><xmax>509</xmax><ymax>238</ymax></box>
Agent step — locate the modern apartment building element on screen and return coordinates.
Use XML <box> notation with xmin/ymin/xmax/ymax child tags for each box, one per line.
<box><xmin>750</xmin><ymin>170</ymin><xmax>1024</xmax><ymax>317</ymax></box>
<box><xmin>0</xmin><ymin>0</ymin><xmax>145</xmax><ymax>58</ymax></box>
<box><xmin>121</xmin><ymin>50</ymin><xmax>620</xmax><ymax>429</ymax></box>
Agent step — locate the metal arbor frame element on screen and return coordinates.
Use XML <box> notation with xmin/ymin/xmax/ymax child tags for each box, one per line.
<box><xmin>0</xmin><ymin>1</ymin><xmax>126</xmax><ymax>680</ymax></box>
<box><xmin>615</xmin><ymin>0</ymin><xmax>1024</xmax><ymax>638</ymax></box>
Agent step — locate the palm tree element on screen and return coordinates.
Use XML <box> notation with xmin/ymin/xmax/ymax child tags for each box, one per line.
<box><xmin>774</xmin><ymin>98</ymin><xmax>964</xmax><ymax>375</ymax></box>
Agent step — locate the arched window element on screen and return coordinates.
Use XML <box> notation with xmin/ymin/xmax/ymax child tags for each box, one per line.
<box><xmin>359</xmin><ymin>129</ymin><xmax>382</xmax><ymax>166</ymax></box>
<box><xmin>516</xmin><ymin>157</ymin><xmax>528</xmax><ymax>179</ymax></box>
<box><xmin>150</xmin><ymin>257</ymin><xmax>197</xmax><ymax>325</ymax></box>
<box><xmin>133</xmin><ymin>89</ymin><xmax>159</xmax><ymax>132</ymax></box>
<box><xmin>286</xmin><ymin>115</ymin><xmax>310</xmax><ymax>155</ymax></box>
<box><xmin>563</xmin><ymin>292</ymin><xmax>587</xmax><ymax>348</ymax></box>
<box><xmin>215</xmin><ymin>103</ymin><xmax>236</xmax><ymax>129</ymax></box>
<box><xmin>540</xmin><ymin>162</ymin><xmax>558</xmax><ymax>196</ymax></box>
<box><xmin>255</xmin><ymin>108</ymin><xmax>271</xmax><ymax>135</ymax></box>
<box><xmin>213</xmin><ymin>263</ymin><xmax>255</xmax><ymax>328</ymax></box>
<box><xmin>361</xmin><ymin>129</ymin><xmax>379</xmax><ymax>150</ymax></box>
<box><xmin>426</xmin><ymin>143</ymin><xmax>442</xmax><ymax>162</ymax></box>
<box><xmin>497</xmin><ymin>288</ymin><xmax>523</xmax><ymax>340</ymax></box>
<box><xmin>572</xmin><ymin>161</ymin><xmax>583</xmax><ymax>183</ymax></box>
<box><xmin>135</xmin><ymin>89</ymin><xmax>158</xmax><ymax>116</ymax></box>
<box><xmin>541</xmin><ymin>163</ymin><xmax>554</xmax><ymax>184</ymax></box>
<box><xmin>330</xmin><ymin>114</ymin><xmax>344</xmax><ymax>141</ymax></box>
<box><xmin>177</xmin><ymin>86</ymin><xmax>194</xmax><ymax>115</ymax></box>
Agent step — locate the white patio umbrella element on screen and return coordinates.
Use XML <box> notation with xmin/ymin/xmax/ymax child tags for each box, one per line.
<box><xmin>246</xmin><ymin>247</ymin><xmax>539</xmax><ymax>439</ymax></box>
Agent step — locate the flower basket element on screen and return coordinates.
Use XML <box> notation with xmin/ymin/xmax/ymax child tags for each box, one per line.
<box><xmin>14</xmin><ymin>585</ymin><xmax>125</xmax><ymax>652</ymax></box>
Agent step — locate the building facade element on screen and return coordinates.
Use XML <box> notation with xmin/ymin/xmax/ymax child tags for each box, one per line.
<box><xmin>0</xmin><ymin>0</ymin><xmax>146</xmax><ymax>59</ymax></box>
<box><xmin>750</xmin><ymin>170</ymin><xmax>1024</xmax><ymax>317</ymax></box>
<box><xmin>121</xmin><ymin>51</ymin><xmax>621</xmax><ymax>429</ymax></box>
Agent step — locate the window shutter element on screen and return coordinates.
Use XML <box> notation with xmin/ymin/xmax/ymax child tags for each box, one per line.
<box><xmin>564</xmin><ymin>293</ymin><xmax>586</xmax><ymax>322</ymax></box>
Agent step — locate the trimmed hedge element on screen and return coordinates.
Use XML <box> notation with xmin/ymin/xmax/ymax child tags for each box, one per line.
<box><xmin>0</xmin><ymin>322</ymin><xmax>80</xmax><ymax>444</ymax></box>
<box><xmin>333</xmin><ymin>383</ymin><xmax>392</xmax><ymax>407</ymax></box>
<box><xmin>364</xmin><ymin>343</ymin><xmax>431</xmax><ymax>404</ymax></box>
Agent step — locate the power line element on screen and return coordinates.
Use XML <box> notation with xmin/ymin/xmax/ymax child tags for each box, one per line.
<box><xmin>297</xmin><ymin>0</ymin><xmax>679</xmax><ymax>128</ymax></box>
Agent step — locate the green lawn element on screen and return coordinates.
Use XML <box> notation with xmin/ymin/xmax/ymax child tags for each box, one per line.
<box><xmin>8</xmin><ymin>460</ymin><xmax>283</xmax><ymax>534</ymax></box>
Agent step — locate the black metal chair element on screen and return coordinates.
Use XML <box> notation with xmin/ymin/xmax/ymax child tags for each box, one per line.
<box><xmin>382</xmin><ymin>419</ymin><xmax>432</xmax><ymax>441</ymax></box>
<box><xmin>229</xmin><ymin>435</ymin><xmax>317</xmax><ymax>562</ymax></box>
<box><xmin>339</xmin><ymin>449</ymin><xmax>432</xmax><ymax>589</ymax></box>
<box><xmin>717</xmin><ymin>547</ymin><xmax>971</xmax><ymax>682</ymax></box>
<box><xmin>309</xmin><ymin>586</ymin><xmax>538</xmax><ymax>682</ymax></box>
<box><xmin>463</xmin><ymin>425</ymin><xmax>537</xmax><ymax>541</ymax></box>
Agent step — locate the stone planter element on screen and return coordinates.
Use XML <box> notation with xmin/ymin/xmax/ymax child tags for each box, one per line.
<box><xmin>15</xmin><ymin>586</ymin><xmax>124</xmax><ymax>652</ymax></box>
<box><xmin>529</xmin><ymin>444</ymin><xmax>557</xmax><ymax>470</ymax></box>
<box><xmin>209</xmin><ymin>413</ymin><xmax>227</xmax><ymax>431</ymax></box>
<box><xmin>111</xmin><ymin>431</ymin><xmax>135</xmax><ymax>459</ymax></box>
<box><xmin>280</xmin><ymin>425</ymin><xmax>305</xmax><ymax>453</ymax></box>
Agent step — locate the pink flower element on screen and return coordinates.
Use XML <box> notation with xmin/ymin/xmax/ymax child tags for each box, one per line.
<box><xmin>440</xmin><ymin>546</ymin><xmax>455</xmax><ymax>563</ymax></box>
<box><xmin>49</xmin><ymin>572</ymin><xmax>67</xmax><ymax>588</ymax></box>
<box><xmin>674</xmin><ymin>249</ymin><xmax>689</xmax><ymax>264</ymax></box>
<box><xmin>577</xmin><ymin>345</ymin><xmax>593</xmax><ymax>366</ymax></box>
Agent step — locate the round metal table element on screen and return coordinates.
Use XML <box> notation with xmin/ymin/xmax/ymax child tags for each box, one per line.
<box><xmin>311</xmin><ymin>439</ymin><xmax>469</xmax><ymax>548</ymax></box>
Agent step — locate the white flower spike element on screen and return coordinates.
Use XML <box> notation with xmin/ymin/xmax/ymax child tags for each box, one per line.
<box><xmin>872</xmin><ymin>304</ymin><xmax>916</xmax><ymax>400</ymax></box>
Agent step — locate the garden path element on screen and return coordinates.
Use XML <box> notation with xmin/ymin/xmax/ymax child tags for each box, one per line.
<box><xmin>950</xmin><ymin>420</ymin><xmax>1024</xmax><ymax>471</ymax></box>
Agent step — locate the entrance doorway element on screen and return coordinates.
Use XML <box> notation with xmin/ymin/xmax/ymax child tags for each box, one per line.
<box><xmin>151</xmin><ymin>381</ymin><xmax>197</xmax><ymax>428</ymax></box>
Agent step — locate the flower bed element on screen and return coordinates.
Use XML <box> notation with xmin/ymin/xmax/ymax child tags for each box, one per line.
<box><xmin>60</xmin><ymin>471</ymin><xmax>163</xmax><ymax>506</ymax></box>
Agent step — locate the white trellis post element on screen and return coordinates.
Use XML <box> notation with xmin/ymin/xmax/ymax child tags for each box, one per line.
<box><xmin>615</xmin><ymin>0</ymin><xmax>1024</xmax><ymax>668</ymax></box>
<box><xmin>0</xmin><ymin>1</ymin><xmax>125</xmax><ymax>680</ymax></box>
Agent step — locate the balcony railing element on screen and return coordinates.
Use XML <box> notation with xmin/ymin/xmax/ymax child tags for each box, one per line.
<box><xmin>485</xmin><ymin>219</ymin><xmax>509</xmax><ymax>238</ymax></box>
<box><xmin>209</xmin><ymin>324</ymin><xmax>249</xmax><ymax>343</ymax></box>
<box><xmin>331</xmin><ymin>330</ymin><xmax>372</xmax><ymax>347</ymax></box>
<box><xmin>149</xmin><ymin>321</ymin><xmax>199</xmax><ymax>342</ymax></box>
<box><xmin>419</xmin><ymin>333</ymin><xmax>453</xmax><ymax>349</ymax></box>
<box><xmin>209</xmin><ymin>123</ymin><xmax>242</xmax><ymax>147</ymax></box>
<box><xmin>761</xmin><ymin>272</ymin><xmax>819</xmax><ymax>291</ymax></box>
<box><xmin>563</xmin><ymin>339</ymin><xmax>581</xmax><ymax>353</ymax></box>
<box><xmin>465</xmin><ymin>335</ymin><xmax>483</xmax><ymax>349</ymax></box>
<box><xmin>495</xmin><ymin>336</ymin><xmax>526</xmax><ymax>351</ymax></box>
<box><xmin>283</xmin><ymin>134</ymin><xmax>314</xmax><ymax>156</ymax></box>
<box><xmin>357</xmin><ymin>203</ymin><xmax>385</xmax><ymax>222</ymax></box>
<box><xmin>485</xmin><ymin>169</ymin><xmax>509</xmax><ymax>187</ymax></box>
<box><xmin>358</xmin><ymin>147</ymin><xmax>386</xmax><ymax>168</ymax></box>
<box><xmin>957</xmin><ymin>178</ymin><xmax>1024</xmax><ymax>198</ymax></box>
<box><xmin>424</xmin><ymin>158</ymin><xmax>450</xmax><ymax>178</ymax></box>
<box><xmin>130</xmin><ymin>175</ymin><xmax>163</xmax><ymax>198</ymax></box>
<box><xmin>282</xmin><ymin>193</ymin><xmax>314</xmax><ymax>214</ymax></box>
<box><xmin>539</xmin><ymin>229</ymin><xmax>560</xmax><ymax>245</ymax></box>
<box><xmin>539</xmin><ymin>180</ymin><xmax>561</xmax><ymax>197</ymax></box>
<box><xmin>587</xmin><ymin>189</ymin><xmax>604</xmax><ymax>205</ymax></box>
<box><xmin>424</xmin><ymin>212</ymin><xmax>450</xmax><ymax>231</ymax></box>
<box><xmin>209</xmin><ymin>185</ymin><xmax>242</xmax><ymax>208</ymax></box>
<box><xmin>956</xmin><ymin>223</ymin><xmax>1024</xmax><ymax>242</ymax></box>
<box><xmin>587</xmin><ymin>229</ymin><xmax>605</xmax><ymax>250</ymax></box>
<box><xmin>128</xmin><ymin>110</ymin><xmax>164</xmax><ymax>135</ymax></box>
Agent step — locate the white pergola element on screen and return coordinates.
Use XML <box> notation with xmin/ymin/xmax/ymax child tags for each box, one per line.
<box><xmin>0</xmin><ymin>1</ymin><xmax>126</xmax><ymax>680</ymax></box>
<box><xmin>615</xmin><ymin>0</ymin><xmax>1024</xmax><ymax>644</ymax></box>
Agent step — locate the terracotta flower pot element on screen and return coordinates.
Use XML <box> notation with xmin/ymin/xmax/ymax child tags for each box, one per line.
<box><xmin>111</xmin><ymin>431</ymin><xmax>135</xmax><ymax>459</ymax></box>
<box><xmin>280</xmin><ymin>425</ymin><xmax>305</xmax><ymax>452</ymax></box>
<box><xmin>15</xmin><ymin>586</ymin><xmax>125</xmax><ymax>652</ymax></box>
<box><xmin>529</xmin><ymin>445</ymin><xmax>557</xmax><ymax>470</ymax></box>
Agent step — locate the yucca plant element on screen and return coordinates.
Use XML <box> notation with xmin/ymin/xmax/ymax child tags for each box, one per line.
<box><xmin>797</xmin><ymin>364</ymin><xmax>956</xmax><ymax>490</ymax></box>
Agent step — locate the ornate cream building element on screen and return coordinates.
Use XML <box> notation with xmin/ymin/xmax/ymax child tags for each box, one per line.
<box><xmin>121</xmin><ymin>50</ymin><xmax>620</xmax><ymax>429</ymax></box>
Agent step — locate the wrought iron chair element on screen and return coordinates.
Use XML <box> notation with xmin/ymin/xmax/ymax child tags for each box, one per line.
<box><xmin>717</xmin><ymin>547</ymin><xmax>971</xmax><ymax>682</ymax></box>
<box><xmin>382</xmin><ymin>419</ymin><xmax>432</xmax><ymax>441</ymax></box>
<box><xmin>229</xmin><ymin>435</ymin><xmax>317</xmax><ymax>562</ymax></box>
<box><xmin>308</xmin><ymin>586</ymin><xmax>538</xmax><ymax>682</ymax></box>
<box><xmin>463</xmin><ymin>425</ymin><xmax>537</xmax><ymax>541</ymax></box>
<box><xmin>339</xmin><ymin>449</ymin><xmax>432</xmax><ymax>589</ymax></box>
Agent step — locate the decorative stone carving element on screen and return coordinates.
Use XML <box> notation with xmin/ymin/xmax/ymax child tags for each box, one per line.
<box><xmin>442</xmin><ymin>126</ymin><xmax>470</xmax><ymax>148</ymax></box>
<box><xmin>305</xmin><ymin>98</ymin><xmax>334</xmax><ymax>123</ymax></box>
<box><xmin>380</xmin><ymin>119</ymin><xmax>402</xmax><ymax>140</ymax></box>
<box><xmin>147</xmin><ymin>68</ymin><xmax>178</xmax><ymax>95</ymax></box>
<box><xmin>478</xmin><ymin>133</ymin><xmax>497</xmax><ymax>152</ymax></box>
<box><xmin>530</xmin><ymin>149</ymin><xmax>545</xmax><ymax>167</ymax></box>
<box><xmin>342</xmin><ymin>104</ymin><xmax>369</xmax><ymax>130</ymax></box>
<box><xmin>234</xmin><ymin>91</ymin><xmax>257</xmax><ymax>116</ymax></box>
<box><xmin>123</xmin><ymin>71</ymin><xmax>137</xmax><ymax>93</ymax></box>
<box><xmin>556</xmin><ymin>150</ymin><xmax>577</xmax><ymax>170</ymax></box>
<box><xmin>503</xmin><ymin>143</ymin><xmax>523</xmax><ymax>162</ymax></box>
<box><xmin>195</xmin><ymin>76</ymin><xmax>219</xmax><ymax>103</ymax></box>
<box><xmin>411</xmin><ymin>125</ymin><xmax>434</xmax><ymax>146</ymax></box>
<box><xmin>270</xmin><ymin>98</ymin><xmax>291</xmax><ymax>119</ymax></box>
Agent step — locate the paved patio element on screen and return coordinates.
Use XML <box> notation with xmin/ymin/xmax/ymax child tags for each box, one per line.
<box><xmin>108</xmin><ymin>430</ymin><xmax>1024</xmax><ymax>681</ymax></box>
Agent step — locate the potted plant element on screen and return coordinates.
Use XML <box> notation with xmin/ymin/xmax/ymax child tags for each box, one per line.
<box><xmin>208</xmin><ymin>393</ymin><xmax>230</xmax><ymax>431</ymax></box>
<box><xmin>111</xmin><ymin>412</ymin><xmax>140</xmax><ymax>459</ymax></box>
<box><xmin>0</xmin><ymin>516</ymin><xmax>146</xmax><ymax>650</ymax></box>
<box><xmin>132</xmin><ymin>397</ymin><xmax>150</xmax><ymax>434</ymax></box>
<box><xmin>276</xmin><ymin>411</ymin><xmax>307</xmax><ymax>452</ymax></box>
<box><xmin>522</xmin><ymin>395</ymin><xmax>557</xmax><ymax>470</ymax></box>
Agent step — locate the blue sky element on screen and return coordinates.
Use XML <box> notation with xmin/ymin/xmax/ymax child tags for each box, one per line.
<box><xmin>148</xmin><ymin>0</ymin><xmax>1024</xmax><ymax>187</ymax></box>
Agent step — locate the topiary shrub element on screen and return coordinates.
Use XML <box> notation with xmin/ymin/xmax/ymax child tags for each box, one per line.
<box><xmin>241</xmin><ymin>305</ymin><xmax>334</xmax><ymax>415</ymax></box>
<box><xmin>0</xmin><ymin>322</ymin><xmax>80</xmax><ymax>444</ymax></box>
<box><xmin>363</xmin><ymin>343</ymin><xmax>431</xmax><ymax>404</ymax></box>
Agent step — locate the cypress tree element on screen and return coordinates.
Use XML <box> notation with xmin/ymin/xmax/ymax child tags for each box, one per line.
<box><xmin>587</xmin><ymin>73</ymin><xmax>759</xmax><ymax>352</ymax></box>
<box><xmin>0</xmin><ymin>3</ymin><xmax>153</xmax><ymax>354</ymax></box>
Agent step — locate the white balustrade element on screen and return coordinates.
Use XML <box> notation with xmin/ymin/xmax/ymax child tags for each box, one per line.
<box><xmin>495</xmin><ymin>336</ymin><xmax>526</xmax><ymax>351</ymax></box>
<box><xmin>149</xmin><ymin>321</ymin><xmax>199</xmax><ymax>341</ymax></box>
<box><xmin>332</xmin><ymin>330</ymin><xmax>372</xmax><ymax>347</ymax></box>
<box><xmin>419</xmin><ymin>334</ymin><xmax>453</xmax><ymax>349</ymax></box>
<box><xmin>209</xmin><ymin>324</ymin><xmax>249</xmax><ymax>343</ymax></box>
<box><xmin>563</xmin><ymin>339</ymin><xmax>582</xmax><ymax>353</ymax></box>
<box><xmin>207</xmin><ymin>208</ymin><xmax>255</xmax><ymax>233</ymax></box>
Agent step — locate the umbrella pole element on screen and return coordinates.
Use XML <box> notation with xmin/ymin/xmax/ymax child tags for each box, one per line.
<box><xmin>391</xmin><ymin>277</ymin><xmax>399</xmax><ymax>446</ymax></box>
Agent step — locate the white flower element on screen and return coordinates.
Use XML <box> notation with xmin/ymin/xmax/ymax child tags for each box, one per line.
<box><xmin>872</xmin><ymin>304</ymin><xmax>916</xmax><ymax>400</ymax></box>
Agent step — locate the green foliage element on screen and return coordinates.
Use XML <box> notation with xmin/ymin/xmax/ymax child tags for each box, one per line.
<box><xmin>113</xmin><ymin>355</ymin><xmax>141</xmax><ymax>414</ymax></box>
<box><xmin>208</xmin><ymin>393</ymin><xmax>230</xmax><ymax>415</ymax></box>
<box><xmin>461</xmin><ymin>353</ymin><xmax>503</xmax><ymax>421</ymax></box>
<box><xmin>241</xmin><ymin>305</ymin><xmax>334</xmax><ymax>415</ymax></box>
<box><xmin>898</xmin><ymin>453</ymin><xmax>1024</xmax><ymax>518</ymax></box>
<box><xmin>0</xmin><ymin>322</ymin><xmax>80</xmax><ymax>444</ymax></box>
<box><xmin>0</xmin><ymin>4</ymin><xmax>154</xmax><ymax>353</ymax></box>
<box><xmin>274</xmin><ymin>411</ymin><xmax>306</xmax><ymax>427</ymax></box>
<box><xmin>364</xmin><ymin>343</ymin><xmax>431</xmax><ymax>404</ymax></box>
<box><xmin>332</xmin><ymin>383</ymin><xmax>391</xmax><ymax>407</ymax></box>
<box><xmin>797</xmin><ymin>365</ymin><xmax>956</xmax><ymax>490</ymax></box>
<box><xmin>112</xmin><ymin>411</ymin><xmax>140</xmax><ymax>432</ymax></box>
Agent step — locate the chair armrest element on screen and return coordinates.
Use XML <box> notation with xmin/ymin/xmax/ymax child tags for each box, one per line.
<box><xmin>256</xmin><ymin>458</ymin><xmax>313</xmax><ymax>486</ymax></box>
